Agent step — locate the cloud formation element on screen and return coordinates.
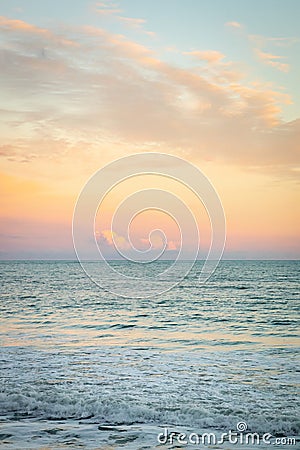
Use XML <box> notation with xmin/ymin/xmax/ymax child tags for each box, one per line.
<box><xmin>0</xmin><ymin>7</ymin><xmax>298</xmax><ymax>260</ymax></box>
<box><xmin>0</xmin><ymin>15</ymin><xmax>298</xmax><ymax>179</ymax></box>
<box><xmin>255</xmin><ymin>49</ymin><xmax>290</xmax><ymax>72</ymax></box>
<box><xmin>225</xmin><ymin>21</ymin><xmax>242</xmax><ymax>29</ymax></box>
<box><xmin>184</xmin><ymin>50</ymin><xmax>225</xmax><ymax>63</ymax></box>
<box><xmin>98</xmin><ymin>230</ymin><xmax>130</xmax><ymax>250</ymax></box>
<box><xmin>94</xmin><ymin>0</ymin><xmax>155</xmax><ymax>36</ymax></box>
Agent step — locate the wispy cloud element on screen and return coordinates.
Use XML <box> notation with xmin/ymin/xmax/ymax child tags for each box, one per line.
<box><xmin>93</xmin><ymin>1</ymin><xmax>155</xmax><ymax>37</ymax></box>
<box><xmin>0</xmin><ymin>15</ymin><xmax>79</xmax><ymax>47</ymax></box>
<box><xmin>268</xmin><ymin>36</ymin><xmax>300</xmax><ymax>47</ymax></box>
<box><xmin>225</xmin><ymin>21</ymin><xmax>243</xmax><ymax>29</ymax></box>
<box><xmin>184</xmin><ymin>50</ymin><xmax>225</xmax><ymax>63</ymax></box>
<box><xmin>0</xmin><ymin>15</ymin><xmax>298</xmax><ymax>178</ymax></box>
<box><xmin>226</xmin><ymin>24</ymin><xmax>296</xmax><ymax>73</ymax></box>
<box><xmin>255</xmin><ymin>49</ymin><xmax>290</xmax><ymax>72</ymax></box>
<box><xmin>250</xmin><ymin>34</ymin><xmax>300</xmax><ymax>48</ymax></box>
<box><xmin>248</xmin><ymin>32</ymin><xmax>300</xmax><ymax>73</ymax></box>
<box><xmin>94</xmin><ymin>0</ymin><xmax>122</xmax><ymax>15</ymax></box>
<box><xmin>0</xmin><ymin>8</ymin><xmax>298</xmax><ymax>259</ymax></box>
<box><xmin>118</xmin><ymin>16</ymin><xmax>146</xmax><ymax>28</ymax></box>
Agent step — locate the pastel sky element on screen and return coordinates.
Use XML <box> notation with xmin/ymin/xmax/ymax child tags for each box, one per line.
<box><xmin>0</xmin><ymin>0</ymin><xmax>299</xmax><ymax>259</ymax></box>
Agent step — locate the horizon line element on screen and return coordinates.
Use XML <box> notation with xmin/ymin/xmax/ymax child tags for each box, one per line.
<box><xmin>0</xmin><ymin>258</ymin><xmax>299</xmax><ymax>262</ymax></box>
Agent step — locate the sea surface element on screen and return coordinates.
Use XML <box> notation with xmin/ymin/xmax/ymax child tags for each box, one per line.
<box><xmin>0</xmin><ymin>260</ymin><xmax>299</xmax><ymax>449</ymax></box>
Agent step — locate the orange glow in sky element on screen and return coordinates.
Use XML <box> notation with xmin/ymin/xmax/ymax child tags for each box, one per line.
<box><xmin>0</xmin><ymin>1</ymin><xmax>299</xmax><ymax>259</ymax></box>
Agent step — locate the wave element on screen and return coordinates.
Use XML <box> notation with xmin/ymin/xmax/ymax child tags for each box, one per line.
<box><xmin>0</xmin><ymin>390</ymin><xmax>299</xmax><ymax>436</ymax></box>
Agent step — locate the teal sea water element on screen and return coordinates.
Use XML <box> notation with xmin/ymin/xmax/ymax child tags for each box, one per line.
<box><xmin>0</xmin><ymin>260</ymin><xmax>299</xmax><ymax>449</ymax></box>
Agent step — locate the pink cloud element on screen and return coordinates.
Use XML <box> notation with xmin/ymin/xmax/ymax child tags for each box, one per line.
<box><xmin>0</xmin><ymin>15</ymin><xmax>79</xmax><ymax>47</ymax></box>
<box><xmin>255</xmin><ymin>49</ymin><xmax>290</xmax><ymax>72</ymax></box>
<box><xmin>184</xmin><ymin>50</ymin><xmax>225</xmax><ymax>63</ymax></box>
<box><xmin>225</xmin><ymin>21</ymin><xmax>242</xmax><ymax>29</ymax></box>
<box><xmin>167</xmin><ymin>241</ymin><xmax>178</xmax><ymax>251</ymax></box>
<box><xmin>98</xmin><ymin>230</ymin><xmax>130</xmax><ymax>250</ymax></box>
<box><xmin>0</xmin><ymin>16</ymin><xmax>298</xmax><ymax>178</ymax></box>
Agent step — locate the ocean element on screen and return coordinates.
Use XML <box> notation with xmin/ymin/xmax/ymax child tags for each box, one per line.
<box><xmin>0</xmin><ymin>260</ymin><xmax>299</xmax><ymax>449</ymax></box>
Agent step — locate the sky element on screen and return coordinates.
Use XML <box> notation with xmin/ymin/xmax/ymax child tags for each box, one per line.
<box><xmin>0</xmin><ymin>0</ymin><xmax>299</xmax><ymax>259</ymax></box>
